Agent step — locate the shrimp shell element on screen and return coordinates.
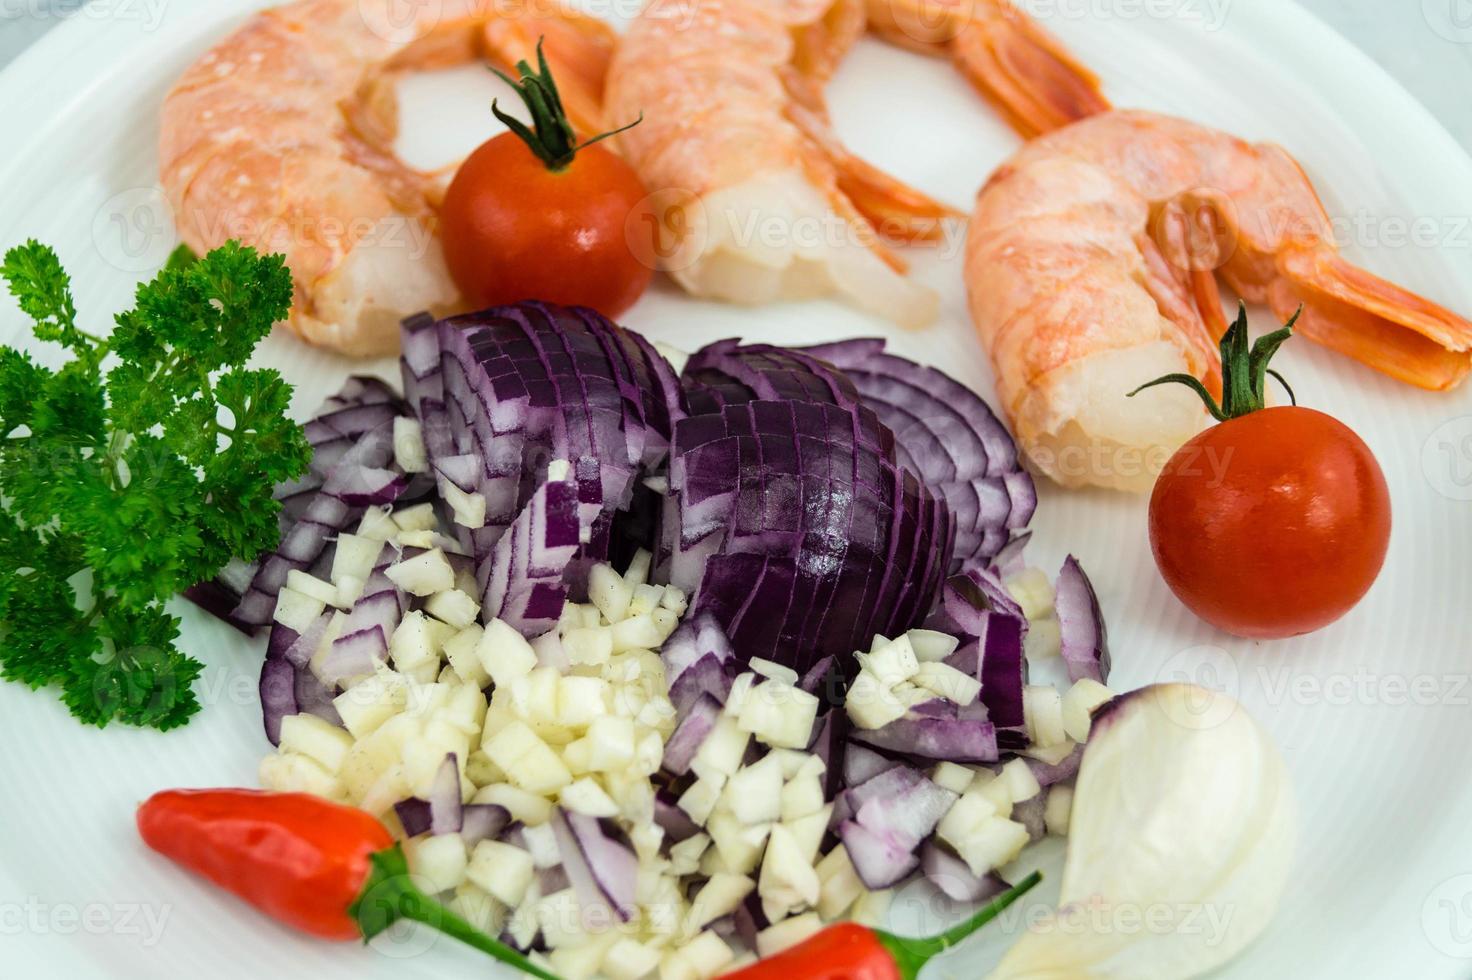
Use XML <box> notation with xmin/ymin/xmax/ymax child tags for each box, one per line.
<box><xmin>604</xmin><ymin>0</ymin><xmax>1107</xmax><ymax>329</ymax></box>
<box><xmin>968</xmin><ymin>110</ymin><xmax>1472</xmax><ymax>492</ymax></box>
<box><xmin>159</xmin><ymin>0</ymin><xmax>613</xmax><ymax>356</ymax></box>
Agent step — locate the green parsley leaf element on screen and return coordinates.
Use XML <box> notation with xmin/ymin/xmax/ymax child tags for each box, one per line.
<box><xmin>0</xmin><ymin>240</ymin><xmax>308</xmax><ymax>729</ymax></box>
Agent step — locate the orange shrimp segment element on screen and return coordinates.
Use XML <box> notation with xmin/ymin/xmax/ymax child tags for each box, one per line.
<box><xmin>868</xmin><ymin>0</ymin><xmax>1111</xmax><ymax>138</ymax></box>
<box><xmin>967</xmin><ymin>110</ymin><xmax>1472</xmax><ymax>492</ymax></box>
<box><xmin>1269</xmin><ymin>248</ymin><xmax>1472</xmax><ymax>391</ymax></box>
<box><xmin>782</xmin><ymin>88</ymin><xmax>963</xmax><ymax>245</ymax></box>
<box><xmin>160</xmin><ymin>0</ymin><xmax>614</xmax><ymax>356</ymax></box>
<box><xmin>605</xmin><ymin>0</ymin><xmax>1103</xmax><ymax>329</ymax></box>
<box><xmin>831</xmin><ymin>152</ymin><xmax>964</xmax><ymax>244</ymax></box>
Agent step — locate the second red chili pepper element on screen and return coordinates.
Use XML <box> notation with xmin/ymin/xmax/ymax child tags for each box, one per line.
<box><xmin>721</xmin><ymin>872</ymin><xmax>1041</xmax><ymax>980</ymax></box>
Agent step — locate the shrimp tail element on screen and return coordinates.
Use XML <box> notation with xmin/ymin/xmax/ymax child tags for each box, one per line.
<box><xmin>1269</xmin><ymin>244</ymin><xmax>1472</xmax><ymax>391</ymax></box>
<box><xmin>783</xmin><ymin>76</ymin><xmax>964</xmax><ymax>245</ymax></box>
<box><xmin>832</xmin><ymin>153</ymin><xmax>965</xmax><ymax>244</ymax></box>
<box><xmin>871</xmin><ymin>0</ymin><xmax>1110</xmax><ymax>138</ymax></box>
<box><xmin>950</xmin><ymin>6</ymin><xmax>1111</xmax><ymax>139</ymax></box>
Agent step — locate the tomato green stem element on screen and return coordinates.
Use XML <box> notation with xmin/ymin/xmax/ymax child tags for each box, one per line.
<box><xmin>350</xmin><ymin>845</ymin><xmax>560</xmax><ymax>980</ymax></box>
<box><xmin>491</xmin><ymin>37</ymin><xmax>641</xmax><ymax>171</ymax></box>
<box><xmin>874</xmin><ymin>870</ymin><xmax>1042</xmax><ymax>980</ymax></box>
<box><xmin>1129</xmin><ymin>304</ymin><xmax>1300</xmax><ymax>420</ymax></box>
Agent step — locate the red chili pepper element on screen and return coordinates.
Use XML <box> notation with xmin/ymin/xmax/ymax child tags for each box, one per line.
<box><xmin>722</xmin><ymin>872</ymin><xmax>1041</xmax><ymax>980</ymax></box>
<box><xmin>137</xmin><ymin>788</ymin><xmax>557</xmax><ymax>979</ymax></box>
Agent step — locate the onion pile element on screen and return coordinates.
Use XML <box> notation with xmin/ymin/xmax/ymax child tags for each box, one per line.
<box><xmin>228</xmin><ymin>305</ymin><xmax>1127</xmax><ymax>978</ymax></box>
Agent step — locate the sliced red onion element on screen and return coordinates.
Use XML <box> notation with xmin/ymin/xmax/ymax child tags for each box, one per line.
<box><xmin>429</xmin><ymin>753</ymin><xmax>463</xmax><ymax>836</ymax></box>
<box><xmin>807</xmin><ymin>709</ymin><xmax>848</xmax><ymax>801</ymax></box>
<box><xmin>841</xmin><ymin>772</ymin><xmax>957</xmax><ymax>890</ymax></box>
<box><xmin>550</xmin><ymin>809</ymin><xmax>639</xmax><ymax>922</ymax></box>
<box><xmin>843</xmin><ymin>743</ymin><xmax>900</xmax><ymax>787</ymax></box>
<box><xmin>1012</xmin><ymin>792</ymin><xmax>1047</xmax><ymax>842</ymax></box>
<box><xmin>839</xmin><ymin>819</ymin><xmax>920</xmax><ymax>890</ymax></box>
<box><xmin>403</xmin><ymin>303</ymin><xmax>681</xmax><ymax>605</ymax></box>
<box><xmin>294</xmin><ymin>670</ymin><xmax>340</xmax><ymax>727</ymax></box>
<box><xmin>304</xmin><ymin>401</ymin><xmax>400</xmax><ymax>446</ymax></box>
<box><xmin>932</xmin><ymin>569</ymin><xmax>1028</xmax><ymax>729</ymax></box>
<box><xmin>181</xmin><ymin>580</ymin><xmax>256</xmax><ymax>635</ymax></box>
<box><xmin>921</xmin><ymin>840</ymin><xmax>1010</xmax><ymax>904</ymax></box>
<box><xmin>662</xmin><ymin>694</ymin><xmax>723</xmax><ymax>776</ymax></box>
<box><xmin>662</xmin><ymin>613</ymin><xmax>736</xmax><ymax>716</ymax></box>
<box><xmin>260</xmin><ymin>613</ymin><xmax>343</xmax><ymax>742</ymax></box>
<box><xmin>653</xmin><ymin>791</ymin><xmax>701</xmax><ymax>843</ymax></box>
<box><xmin>258</xmin><ymin>656</ymin><xmax>296</xmax><ymax>746</ymax></box>
<box><xmin>851</xmin><ymin>710</ymin><xmax>999</xmax><ymax>763</ymax></box>
<box><xmin>668</xmin><ymin>654</ymin><xmax>733</xmax><ymax>720</ymax></box>
<box><xmin>394</xmin><ymin>798</ymin><xmax>432</xmax><ymax>838</ymax></box>
<box><xmin>282</xmin><ymin>613</ymin><xmax>331</xmax><ymax>670</ymax></box>
<box><xmin>392</xmin><ymin>755</ymin><xmax>467</xmax><ymax>838</ymax></box>
<box><xmin>434</xmin><ymin>453</ymin><xmax>482</xmax><ymax>494</ymax></box>
<box><xmin>538</xmin><ymin>865</ymin><xmax>572</xmax><ymax>895</ymax></box>
<box><xmin>324</xmin><ymin>463</ymin><xmax>408</xmax><ymax>508</ymax></box>
<box><xmin>1026</xmin><ymin>743</ymin><xmax>1083</xmax><ymax>787</ymax></box>
<box><xmin>991</xmin><ymin>530</ymin><xmax>1032</xmax><ymax>579</ymax></box>
<box><xmin>662</xmin><ymin>616</ymin><xmax>735</xmax><ymax>716</ymax></box>
<box><xmin>1057</xmin><ymin>555</ymin><xmax>1111</xmax><ymax>684</ymax></box>
<box><xmin>798</xmin><ymin>655</ymin><xmax>837</xmax><ymax>698</ymax></box>
<box><xmin>856</xmin><ymin>778</ymin><xmax>956</xmax><ymax>846</ymax></box>
<box><xmin>835</xmin><ymin>765</ymin><xmax>927</xmax><ymax>829</ymax></box>
<box><xmin>798</xmin><ymin>340</ymin><xmax>1033</xmax><ymax>568</ymax></box>
<box><xmin>672</xmin><ymin>360</ymin><xmax>948</xmax><ymax>675</ymax></box>
<box><xmin>316</xmin><ymin>627</ymin><xmax>385</xmax><ymax>689</ymax></box>
<box><xmin>481</xmin><ymin>467</ymin><xmax>584</xmax><ymax>637</ymax></box>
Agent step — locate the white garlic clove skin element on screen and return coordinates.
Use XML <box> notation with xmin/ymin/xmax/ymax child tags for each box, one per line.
<box><xmin>990</xmin><ymin>683</ymin><xmax>1297</xmax><ymax>980</ymax></box>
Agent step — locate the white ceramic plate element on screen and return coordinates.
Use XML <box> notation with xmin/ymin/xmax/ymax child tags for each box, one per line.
<box><xmin>3</xmin><ymin>1</ymin><xmax>1472</xmax><ymax>976</ymax></box>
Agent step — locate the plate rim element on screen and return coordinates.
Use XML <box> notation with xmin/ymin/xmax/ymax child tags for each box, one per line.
<box><xmin>2</xmin><ymin>0</ymin><xmax>1471</xmax><ymax>976</ymax></box>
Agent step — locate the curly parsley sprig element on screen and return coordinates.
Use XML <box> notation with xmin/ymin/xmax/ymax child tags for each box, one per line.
<box><xmin>0</xmin><ymin>240</ymin><xmax>309</xmax><ymax>729</ymax></box>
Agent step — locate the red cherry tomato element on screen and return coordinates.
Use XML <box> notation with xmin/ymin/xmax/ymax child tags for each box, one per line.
<box><xmin>1149</xmin><ymin>406</ymin><xmax>1391</xmax><ymax>639</ymax></box>
<box><xmin>438</xmin><ymin>49</ymin><xmax>654</xmax><ymax>318</ymax></box>
<box><xmin>441</xmin><ymin>136</ymin><xmax>653</xmax><ymax>317</ymax></box>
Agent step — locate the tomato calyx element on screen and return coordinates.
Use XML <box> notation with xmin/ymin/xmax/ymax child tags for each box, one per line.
<box><xmin>1130</xmin><ymin>304</ymin><xmax>1301</xmax><ymax>421</ymax></box>
<box><xmin>491</xmin><ymin>38</ymin><xmax>642</xmax><ymax>172</ymax></box>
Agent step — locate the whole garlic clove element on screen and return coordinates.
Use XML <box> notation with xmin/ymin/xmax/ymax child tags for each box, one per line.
<box><xmin>990</xmin><ymin>683</ymin><xmax>1296</xmax><ymax>979</ymax></box>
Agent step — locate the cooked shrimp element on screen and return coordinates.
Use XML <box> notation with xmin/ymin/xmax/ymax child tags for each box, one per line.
<box><xmin>159</xmin><ymin>0</ymin><xmax>614</xmax><ymax>356</ymax></box>
<box><xmin>967</xmin><ymin>110</ymin><xmax>1472</xmax><ymax>492</ymax></box>
<box><xmin>603</xmin><ymin>0</ymin><xmax>1107</xmax><ymax>329</ymax></box>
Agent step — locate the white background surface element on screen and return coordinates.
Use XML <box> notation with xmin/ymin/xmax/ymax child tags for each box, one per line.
<box><xmin>3</xmin><ymin>2</ymin><xmax>1472</xmax><ymax>979</ymax></box>
<box><xmin>2</xmin><ymin>0</ymin><xmax>1471</xmax><ymax>149</ymax></box>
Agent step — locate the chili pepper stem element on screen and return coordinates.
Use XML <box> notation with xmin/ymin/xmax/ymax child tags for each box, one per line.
<box><xmin>350</xmin><ymin>845</ymin><xmax>561</xmax><ymax>980</ymax></box>
<box><xmin>875</xmin><ymin>870</ymin><xmax>1043</xmax><ymax>980</ymax></box>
